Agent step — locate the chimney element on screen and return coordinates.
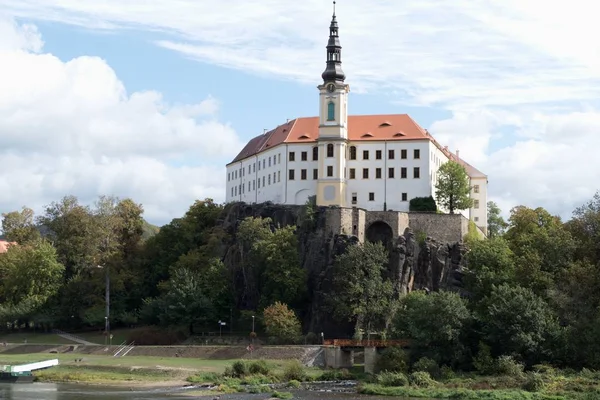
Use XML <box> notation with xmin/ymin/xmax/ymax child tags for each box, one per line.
<box><xmin>456</xmin><ymin>149</ymin><xmax>460</xmax><ymax>159</ymax></box>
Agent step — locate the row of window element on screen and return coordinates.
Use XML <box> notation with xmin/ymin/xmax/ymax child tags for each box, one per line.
<box><xmin>351</xmin><ymin>192</ymin><xmax>410</xmax><ymax>204</ymax></box>
<box><xmin>228</xmin><ymin>146</ymin><xmax>425</xmax><ymax>181</ymax></box>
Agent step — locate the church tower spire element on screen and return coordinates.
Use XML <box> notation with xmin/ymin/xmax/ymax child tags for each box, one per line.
<box><xmin>321</xmin><ymin>0</ymin><xmax>346</xmax><ymax>83</ymax></box>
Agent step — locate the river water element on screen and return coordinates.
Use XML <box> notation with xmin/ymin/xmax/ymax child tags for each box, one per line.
<box><xmin>0</xmin><ymin>383</ymin><xmax>428</xmax><ymax>400</ymax></box>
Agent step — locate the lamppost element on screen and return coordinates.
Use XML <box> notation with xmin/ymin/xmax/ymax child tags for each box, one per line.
<box><xmin>251</xmin><ymin>315</ymin><xmax>255</xmax><ymax>345</ymax></box>
<box><xmin>218</xmin><ymin>320</ymin><xmax>226</xmax><ymax>337</ymax></box>
<box><xmin>96</xmin><ymin>265</ymin><xmax>110</xmax><ymax>346</ymax></box>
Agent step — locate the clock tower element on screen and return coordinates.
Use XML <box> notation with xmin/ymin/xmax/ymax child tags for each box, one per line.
<box><xmin>316</xmin><ymin>1</ymin><xmax>350</xmax><ymax>207</ymax></box>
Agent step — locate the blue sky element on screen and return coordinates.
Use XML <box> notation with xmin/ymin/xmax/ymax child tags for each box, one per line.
<box><xmin>0</xmin><ymin>1</ymin><xmax>598</xmax><ymax>225</ymax></box>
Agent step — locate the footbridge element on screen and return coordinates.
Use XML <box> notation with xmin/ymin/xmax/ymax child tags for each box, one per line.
<box><xmin>1</xmin><ymin>358</ymin><xmax>59</xmax><ymax>373</ymax></box>
<box><xmin>323</xmin><ymin>339</ymin><xmax>410</xmax><ymax>374</ymax></box>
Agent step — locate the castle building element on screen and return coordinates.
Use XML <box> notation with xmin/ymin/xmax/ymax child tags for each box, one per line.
<box><xmin>225</xmin><ymin>4</ymin><xmax>488</xmax><ymax>234</ymax></box>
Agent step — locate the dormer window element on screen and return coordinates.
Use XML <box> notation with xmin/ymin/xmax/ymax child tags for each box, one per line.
<box><xmin>327</xmin><ymin>101</ymin><xmax>335</xmax><ymax>121</ymax></box>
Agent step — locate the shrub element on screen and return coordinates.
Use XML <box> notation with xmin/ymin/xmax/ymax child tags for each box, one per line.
<box><xmin>408</xmin><ymin>371</ymin><xmax>435</xmax><ymax>387</ymax></box>
<box><xmin>473</xmin><ymin>342</ymin><xmax>495</xmax><ymax>375</ymax></box>
<box><xmin>272</xmin><ymin>391</ymin><xmax>293</xmax><ymax>399</ymax></box>
<box><xmin>282</xmin><ymin>360</ymin><xmax>307</xmax><ymax>381</ymax></box>
<box><xmin>495</xmin><ymin>355</ymin><xmax>524</xmax><ymax>377</ymax></box>
<box><xmin>532</xmin><ymin>364</ymin><xmax>557</xmax><ymax>376</ymax></box>
<box><xmin>231</xmin><ymin>360</ymin><xmax>249</xmax><ymax>378</ymax></box>
<box><xmin>440</xmin><ymin>365</ymin><xmax>455</xmax><ymax>380</ymax></box>
<box><xmin>409</xmin><ymin>196</ymin><xmax>437</xmax><ymax>212</ymax></box>
<box><xmin>412</xmin><ymin>357</ymin><xmax>440</xmax><ymax>378</ymax></box>
<box><xmin>288</xmin><ymin>379</ymin><xmax>301</xmax><ymax>388</ymax></box>
<box><xmin>375</xmin><ymin>371</ymin><xmax>409</xmax><ymax>387</ymax></box>
<box><xmin>375</xmin><ymin>346</ymin><xmax>409</xmax><ymax>373</ymax></box>
<box><xmin>249</xmin><ymin>360</ymin><xmax>271</xmax><ymax>375</ymax></box>
<box><xmin>523</xmin><ymin>372</ymin><xmax>545</xmax><ymax>392</ymax></box>
<box><xmin>305</xmin><ymin>332</ymin><xmax>319</xmax><ymax>344</ymax></box>
<box><xmin>319</xmin><ymin>368</ymin><xmax>353</xmax><ymax>381</ymax></box>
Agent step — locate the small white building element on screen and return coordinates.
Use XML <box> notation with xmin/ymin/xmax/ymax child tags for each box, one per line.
<box><xmin>225</xmin><ymin>6</ymin><xmax>488</xmax><ymax>234</ymax></box>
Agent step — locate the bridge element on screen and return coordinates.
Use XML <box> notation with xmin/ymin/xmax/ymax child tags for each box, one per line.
<box><xmin>322</xmin><ymin>339</ymin><xmax>410</xmax><ymax>374</ymax></box>
<box><xmin>1</xmin><ymin>359</ymin><xmax>59</xmax><ymax>373</ymax></box>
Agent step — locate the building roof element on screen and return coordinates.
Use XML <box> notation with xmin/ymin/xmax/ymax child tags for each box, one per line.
<box><xmin>229</xmin><ymin>113</ymin><xmax>487</xmax><ymax>178</ymax></box>
<box><xmin>0</xmin><ymin>240</ymin><xmax>16</xmax><ymax>254</ymax></box>
<box><xmin>230</xmin><ymin>114</ymin><xmax>429</xmax><ymax>164</ymax></box>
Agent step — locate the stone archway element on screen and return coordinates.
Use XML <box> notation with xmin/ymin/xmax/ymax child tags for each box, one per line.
<box><xmin>366</xmin><ymin>221</ymin><xmax>394</xmax><ymax>247</ymax></box>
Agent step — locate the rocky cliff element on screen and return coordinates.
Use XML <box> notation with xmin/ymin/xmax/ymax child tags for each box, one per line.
<box><xmin>220</xmin><ymin>202</ymin><xmax>467</xmax><ymax>337</ymax></box>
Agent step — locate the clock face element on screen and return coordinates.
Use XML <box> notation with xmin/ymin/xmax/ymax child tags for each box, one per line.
<box><xmin>327</xmin><ymin>83</ymin><xmax>335</xmax><ymax>93</ymax></box>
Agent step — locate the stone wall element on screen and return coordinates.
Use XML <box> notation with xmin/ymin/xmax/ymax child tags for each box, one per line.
<box><xmin>408</xmin><ymin>212</ymin><xmax>468</xmax><ymax>243</ymax></box>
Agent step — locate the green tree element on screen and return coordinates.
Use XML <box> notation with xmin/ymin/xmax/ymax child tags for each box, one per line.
<box><xmin>567</xmin><ymin>191</ymin><xmax>600</xmax><ymax>264</ymax></box>
<box><xmin>330</xmin><ymin>241</ymin><xmax>394</xmax><ymax>337</ymax></box>
<box><xmin>393</xmin><ymin>291</ymin><xmax>471</xmax><ymax>367</ymax></box>
<box><xmin>263</xmin><ymin>301</ymin><xmax>301</xmax><ymax>341</ymax></box>
<box><xmin>487</xmin><ymin>201</ymin><xmax>508</xmax><ymax>238</ymax></box>
<box><xmin>1</xmin><ymin>207</ymin><xmax>40</xmax><ymax>244</ymax></box>
<box><xmin>435</xmin><ymin>161</ymin><xmax>474</xmax><ymax>214</ymax></box>
<box><xmin>0</xmin><ymin>241</ymin><xmax>65</xmax><ymax>322</ymax></box>
<box><xmin>464</xmin><ymin>238</ymin><xmax>516</xmax><ymax>301</ymax></box>
<box><xmin>477</xmin><ymin>284</ymin><xmax>560</xmax><ymax>365</ymax></box>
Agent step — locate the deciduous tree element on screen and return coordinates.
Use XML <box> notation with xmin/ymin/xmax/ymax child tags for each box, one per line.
<box><xmin>487</xmin><ymin>201</ymin><xmax>508</xmax><ymax>238</ymax></box>
<box><xmin>435</xmin><ymin>161</ymin><xmax>473</xmax><ymax>214</ymax></box>
<box><xmin>263</xmin><ymin>301</ymin><xmax>301</xmax><ymax>341</ymax></box>
<box><xmin>1</xmin><ymin>207</ymin><xmax>40</xmax><ymax>244</ymax></box>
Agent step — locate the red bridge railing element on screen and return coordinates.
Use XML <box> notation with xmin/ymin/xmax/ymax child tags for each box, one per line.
<box><xmin>323</xmin><ymin>339</ymin><xmax>410</xmax><ymax>347</ymax></box>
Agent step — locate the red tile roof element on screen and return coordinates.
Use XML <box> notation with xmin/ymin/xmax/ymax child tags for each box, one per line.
<box><xmin>0</xmin><ymin>240</ymin><xmax>16</xmax><ymax>254</ymax></box>
<box><xmin>230</xmin><ymin>114</ymin><xmax>429</xmax><ymax>164</ymax></box>
<box><xmin>229</xmin><ymin>114</ymin><xmax>486</xmax><ymax>178</ymax></box>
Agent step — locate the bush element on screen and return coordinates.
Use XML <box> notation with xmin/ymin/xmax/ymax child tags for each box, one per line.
<box><xmin>375</xmin><ymin>346</ymin><xmax>409</xmax><ymax>373</ymax></box>
<box><xmin>408</xmin><ymin>371</ymin><xmax>435</xmax><ymax>387</ymax></box>
<box><xmin>288</xmin><ymin>379</ymin><xmax>301</xmax><ymax>388</ymax></box>
<box><xmin>473</xmin><ymin>342</ymin><xmax>495</xmax><ymax>375</ymax></box>
<box><xmin>532</xmin><ymin>364</ymin><xmax>557</xmax><ymax>376</ymax></box>
<box><xmin>305</xmin><ymin>332</ymin><xmax>319</xmax><ymax>344</ymax></box>
<box><xmin>412</xmin><ymin>357</ymin><xmax>440</xmax><ymax>378</ymax></box>
<box><xmin>231</xmin><ymin>360</ymin><xmax>249</xmax><ymax>378</ymax></box>
<box><xmin>495</xmin><ymin>355</ymin><xmax>524</xmax><ymax>377</ymax></box>
<box><xmin>375</xmin><ymin>371</ymin><xmax>409</xmax><ymax>387</ymax></box>
<box><xmin>271</xmin><ymin>391</ymin><xmax>293</xmax><ymax>399</ymax></box>
<box><xmin>319</xmin><ymin>368</ymin><xmax>353</xmax><ymax>381</ymax></box>
<box><xmin>523</xmin><ymin>372</ymin><xmax>545</xmax><ymax>392</ymax></box>
<box><xmin>249</xmin><ymin>360</ymin><xmax>271</xmax><ymax>375</ymax></box>
<box><xmin>440</xmin><ymin>365</ymin><xmax>455</xmax><ymax>380</ymax></box>
<box><xmin>409</xmin><ymin>196</ymin><xmax>437</xmax><ymax>212</ymax></box>
<box><xmin>282</xmin><ymin>360</ymin><xmax>306</xmax><ymax>381</ymax></box>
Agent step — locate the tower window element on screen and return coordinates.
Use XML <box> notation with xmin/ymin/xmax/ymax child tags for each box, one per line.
<box><xmin>327</xmin><ymin>144</ymin><xmax>334</xmax><ymax>157</ymax></box>
<box><xmin>327</xmin><ymin>166</ymin><xmax>334</xmax><ymax>177</ymax></box>
<box><xmin>349</xmin><ymin>146</ymin><xmax>356</xmax><ymax>160</ymax></box>
<box><xmin>313</xmin><ymin>146</ymin><xmax>319</xmax><ymax>160</ymax></box>
<box><xmin>327</xmin><ymin>101</ymin><xmax>335</xmax><ymax>121</ymax></box>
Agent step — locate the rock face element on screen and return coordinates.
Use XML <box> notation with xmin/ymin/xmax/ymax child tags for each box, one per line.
<box><xmin>220</xmin><ymin>202</ymin><xmax>467</xmax><ymax>337</ymax></box>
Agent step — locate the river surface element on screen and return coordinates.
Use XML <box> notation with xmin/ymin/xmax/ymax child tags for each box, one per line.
<box><xmin>0</xmin><ymin>383</ymin><xmax>430</xmax><ymax>400</ymax></box>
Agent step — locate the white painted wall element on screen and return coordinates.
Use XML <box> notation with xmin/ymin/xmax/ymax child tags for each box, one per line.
<box><xmin>470</xmin><ymin>176</ymin><xmax>488</xmax><ymax>233</ymax></box>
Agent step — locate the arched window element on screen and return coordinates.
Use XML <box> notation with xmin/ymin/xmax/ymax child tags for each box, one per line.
<box><xmin>327</xmin><ymin>143</ymin><xmax>334</xmax><ymax>158</ymax></box>
<box><xmin>349</xmin><ymin>146</ymin><xmax>356</xmax><ymax>160</ymax></box>
<box><xmin>327</xmin><ymin>101</ymin><xmax>335</xmax><ymax>121</ymax></box>
<box><xmin>312</xmin><ymin>146</ymin><xmax>318</xmax><ymax>161</ymax></box>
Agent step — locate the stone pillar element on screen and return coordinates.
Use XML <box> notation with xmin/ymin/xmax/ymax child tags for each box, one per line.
<box><xmin>364</xmin><ymin>346</ymin><xmax>378</xmax><ymax>374</ymax></box>
<box><xmin>324</xmin><ymin>346</ymin><xmax>337</xmax><ymax>368</ymax></box>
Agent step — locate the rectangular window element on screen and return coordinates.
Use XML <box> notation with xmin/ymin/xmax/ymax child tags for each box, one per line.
<box><xmin>268</xmin><ymin>157</ymin><xmax>271</xmax><ymax>167</ymax></box>
<box><xmin>278</xmin><ymin>154</ymin><xmax>281</xmax><ymax>163</ymax></box>
<box><xmin>248</xmin><ymin>165</ymin><xmax>251</xmax><ymax>174</ymax></box>
<box><xmin>258</xmin><ymin>162</ymin><xmax>261</xmax><ymax>171</ymax></box>
<box><xmin>253</xmin><ymin>163</ymin><xmax>256</xmax><ymax>172</ymax></box>
<box><xmin>363</xmin><ymin>150</ymin><xmax>369</xmax><ymax>160</ymax></box>
<box><xmin>349</xmin><ymin>146</ymin><xmax>356</xmax><ymax>160</ymax></box>
<box><xmin>262</xmin><ymin>176</ymin><xmax>265</xmax><ymax>186</ymax></box>
<box><xmin>268</xmin><ymin>175</ymin><xmax>271</xmax><ymax>185</ymax></box>
<box><xmin>278</xmin><ymin>171</ymin><xmax>281</xmax><ymax>182</ymax></box>
<box><xmin>388</xmin><ymin>149</ymin><xmax>395</xmax><ymax>159</ymax></box>
<box><xmin>262</xmin><ymin>159</ymin><xmax>265</xmax><ymax>169</ymax></box>
<box><xmin>301</xmin><ymin>169</ymin><xmax>307</xmax><ymax>180</ymax></box>
<box><xmin>289</xmin><ymin>152</ymin><xmax>295</xmax><ymax>162</ymax></box>
<box><xmin>301</xmin><ymin>151</ymin><xmax>307</xmax><ymax>161</ymax></box>
<box><xmin>235</xmin><ymin>186</ymin><xmax>237</xmax><ymax>196</ymax></box>
<box><xmin>248</xmin><ymin>182</ymin><xmax>250</xmax><ymax>191</ymax></box>
<box><xmin>253</xmin><ymin>180</ymin><xmax>256</xmax><ymax>190</ymax></box>
<box><xmin>413</xmin><ymin>167</ymin><xmax>420</xmax><ymax>178</ymax></box>
<box><xmin>349</xmin><ymin>168</ymin><xmax>356</xmax><ymax>179</ymax></box>
<box><xmin>289</xmin><ymin>169</ymin><xmax>295</xmax><ymax>180</ymax></box>
<box><xmin>401</xmin><ymin>149</ymin><xmax>407</xmax><ymax>159</ymax></box>
<box><xmin>235</xmin><ymin>170</ymin><xmax>237</xmax><ymax>179</ymax></box>
<box><xmin>369</xmin><ymin>192</ymin><xmax>375</xmax><ymax>201</ymax></box>
<box><xmin>258</xmin><ymin>179</ymin><xmax>261</xmax><ymax>188</ymax></box>
<box><xmin>228</xmin><ymin>172</ymin><xmax>230</xmax><ymax>181</ymax></box>
<box><xmin>388</xmin><ymin>168</ymin><xmax>395</xmax><ymax>178</ymax></box>
<box><xmin>363</xmin><ymin>168</ymin><xmax>369</xmax><ymax>179</ymax></box>
<box><xmin>414</xmin><ymin>149</ymin><xmax>420</xmax><ymax>159</ymax></box>
<box><xmin>402</xmin><ymin>193</ymin><xmax>407</xmax><ymax>201</ymax></box>
<box><xmin>352</xmin><ymin>193</ymin><xmax>357</xmax><ymax>205</ymax></box>
<box><xmin>474</xmin><ymin>200</ymin><xmax>480</xmax><ymax>209</ymax></box>
<box><xmin>313</xmin><ymin>147</ymin><xmax>319</xmax><ymax>161</ymax></box>
<box><xmin>401</xmin><ymin>167</ymin><xmax>407</xmax><ymax>178</ymax></box>
<box><xmin>376</xmin><ymin>150</ymin><xmax>382</xmax><ymax>160</ymax></box>
<box><xmin>327</xmin><ymin>166</ymin><xmax>334</xmax><ymax>177</ymax></box>
<box><xmin>474</xmin><ymin>217</ymin><xmax>479</xmax><ymax>222</ymax></box>
<box><xmin>231</xmin><ymin>187</ymin><xmax>234</xmax><ymax>196</ymax></box>
<box><xmin>474</xmin><ymin>185</ymin><xmax>480</xmax><ymax>193</ymax></box>
<box><xmin>376</xmin><ymin>168</ymin><xmax>382</xmax><ymax>179</ymax></box>
<box><xmin>273</xmin><ymin>172</ymin><xmax>276</xmax><ymax>183</ymax></box>
<box><xmin>313</xmin><ymin>169</ymin><xmax>318</xmax><ymax>179</ymax></box>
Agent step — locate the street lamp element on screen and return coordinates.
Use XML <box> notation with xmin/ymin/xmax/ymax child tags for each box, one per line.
<box><xmin>97</xmin><ymin>265</ymin><xmax>110</xmax><ymax>345</ymax></box>
<box><xmin>252</xmin><ymin>315</ymin><xmax>255</xmax><ymax>333</ymax></box>
<box><xmin>218</xmin><ymin>320</ymin><xmax>226</xmax><ymax>337</ymax></box>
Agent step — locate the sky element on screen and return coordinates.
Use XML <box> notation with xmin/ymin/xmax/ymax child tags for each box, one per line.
<box><xmin>0</xmin><ymin>0</ymin><xmax>599</xmax><ymax>226</ymax></box>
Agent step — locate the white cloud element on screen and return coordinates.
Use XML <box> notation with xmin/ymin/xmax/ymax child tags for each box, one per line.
<box><xmin>0</xmin><ymin>18</ymin><xmax>243</xmax><ymax>225</ymax></box>
<box><xmin>2</xmin><ymin>1</ymin><xmax>600</xmax><ymax>221</ymax></box>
